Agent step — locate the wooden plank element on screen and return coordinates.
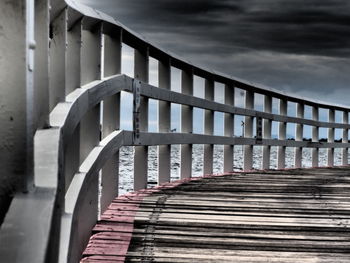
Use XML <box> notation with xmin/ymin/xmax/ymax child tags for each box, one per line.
<box><xmin>81</xmin><ymin>168</ymin><xmax>350</xmax><ymax>263</ymax></box>
<box><xmin>126</xmin><ymin>249</ymin><xmax>350</xmax><ymax>263</ymax></box>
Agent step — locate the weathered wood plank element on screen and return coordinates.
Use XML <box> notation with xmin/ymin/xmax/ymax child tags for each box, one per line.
<box><xmin>81</xmin><ymin>168</ymin><xmax>350</xmax><ymax>263</ymax></box>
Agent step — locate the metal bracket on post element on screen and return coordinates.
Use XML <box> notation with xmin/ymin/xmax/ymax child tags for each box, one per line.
<box><xmin>133</xmin><ymin>79</ymin><xmax>141</xmax><ymax>145</ymax></box>
<box><xmin>256</xmin><ymin>116</ymin><xmax>263</xmax><ymax>144</ymax></box>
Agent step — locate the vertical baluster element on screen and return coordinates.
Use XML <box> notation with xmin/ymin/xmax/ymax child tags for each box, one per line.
<box><xmin>158</xmin><ymin>58</ymin><xmax>171</xmax><ymax>184</ymax></box>
<box><xmin>35</xmin><ymin>0</ymin><xmax>50</xmax><ymax>129</ymax></box>
<box><xmin>80</xmin><ymin>21</ymin><xmax>102</xmax><ymax>84</ymax></box>
<box><xmin>69</xmin><ymin>19</ymin><xmax>102</xmax><ymax>263</ymax></box>
<box><xmin>66</xmin><ymin>13</ymin><xmax>81</xmax><ymax>95</ymax></box>
<box><xmin>103</xmin><ymin>25</ymin><xmax>122</xmax><ymax>77</ymax></box>
<box><xmin>134</xmin><ymin>46</ymin><xmax>149</xmax><ymax>190</ymax></box>
<box><xmin>224</xmin><ymin>84</ymin><xmax>234</xmax><ymax>172</ymax></box>
<box><xmin>262</xmin><ymin>95</ymin><xmax>272</xmax><ymax>169</ymax></box>
<box><xmin>181</xmin><ymin>69</ymin><xmax>194</xmax><ymax>179</ymax></box>
<box><xmin>203</xmin><ymin>78</ymin><xmax>214</xmax><ymax>175</ymax></box>
<box><xmin>80</xmin><ymin>21</ymin><xmax>102</xmax><ymax>163</ymax></box>
<box><xmin>328</xmin><ymin>109</ymin><xmax>335</xmax><ymax>167</ymax></box>
<box><xmin>295</xmin><ymin>102</ymin><xmax>304</xmax><ymax>168</ymax></box>
<box><xmin>101</xmin><ymin>25</ymin><xmax>122</xmax><ymax>213</ymax></box>
<box><xmin>278</xmin><ymin>99</ymin><xmax>287</xmax><ymax>169</ymax></box>
<box><xmin>244</xmin><ymin>90</ymin><xmax>254</xmax><ymax>170</ymax></box>
<box><xmin>49</xmin><ymin>7</ymin><xmax>69</xmax><ymax>197</ymax></box>
<box><xmin>342</xmin><ymin>111</ymin><xmax>349</xmax><ymax>166</ymax></box>
<box><xmin>79</xmin><ymin>100</ymin><xmax>100</xmax><ymax>164</ymax></box>
<box><xmin>49</xmin><ymin>8</ymin><xmax>67</xmax><ymax>112</ymax></box>
<box><xmin>39</xmin><ymin>1</ymin><xmax>62</xmax><ymax>260</ymax></box>
<box><xmin>64</xmin><ymin>16</ymin><xmax>81</xmax><ymax>191</ymax></box>
<box><xmin>312</xmin><ymin>106</ymin><xmax>319</xmax><ymax>167</ymax></box>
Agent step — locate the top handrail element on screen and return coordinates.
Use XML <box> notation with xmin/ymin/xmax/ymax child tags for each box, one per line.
<box><xmin>66</xmin><ymin>0</ymin><xmax>350</xmax><ymax>112</ymax></box>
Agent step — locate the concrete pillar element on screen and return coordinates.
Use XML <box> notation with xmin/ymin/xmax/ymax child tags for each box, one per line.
<box><xmin>224</xmin><ymin>84</ymin><xmax>234</xmax><ymax>172</ymax></box>
<box><xmin>180</xmin><ymin>69</ymin><xmax>193</xmax><ymax>179</ymax></box>
<box><xmin>203</xmin><ymin>79</ymin><xmax>214</xmax><ymax>175</ymax></box>
<box><xmin>262</xmin><ymin>96</ymin><xmax>272</xmax><ymax>169</ymax></box>
<box><xmin>328</xmin><ymin>109</ymin><xmax>335</xmax><ymax>167</ymax></box>
<box><xmin>158</xmin><ymin>58</ymin><xmax>171</xmax><ymax>184</ymax></box>
<box><xmin>101</xmin><ymin>25</ymin><xmax>121</xmax><ymax>213</ymax></box>
<box><xmin>312</xmin><ymin>106</ymin><xmax>319</xmax><ymax>167</ymax></box>
<box><xmin>133</xmin><ymin>46</ymin><xmax>149</xmax><ymax>191</ymax></box>
<box><xmin>278</xmin><ymin>99</ymin><xmax>287</xmax><ymax>169</ymax></box>
<box><xmin>342</xmin><ymin>111</ymin><xmax>348</xmax><ymax>166</ymax></box>
<box><xmin>295</xmin><ymin>103</ymin><xmax>304</xmax><ymax>168</ymax></box>
<box><xmin>0</xmin><ymin>0</ymin><xmax>34</xmax><ymax>222</ymax></box>
<box><xmin>244</xmin><ymin>90</ymin><xmax>254</xmax><ymax>170</ymax></box>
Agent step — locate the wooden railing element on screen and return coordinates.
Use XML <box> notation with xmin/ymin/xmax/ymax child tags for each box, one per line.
<box><xmin>0</xmin><ymin>0</ymin><xmax>349</xmax><ymax>262</ymax></box>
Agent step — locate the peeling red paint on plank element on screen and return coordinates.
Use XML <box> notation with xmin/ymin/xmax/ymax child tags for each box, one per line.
<box><xmin>81</xmin><ymin>173</ymin><xmax>229</xmax><ymax>262</ymax></box>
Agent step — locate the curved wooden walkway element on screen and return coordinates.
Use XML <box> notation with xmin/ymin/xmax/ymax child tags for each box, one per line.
<box><xmin>81</xmin><ymin>167</ymin><xmax>350</xmax><ymax>263</ymax></box>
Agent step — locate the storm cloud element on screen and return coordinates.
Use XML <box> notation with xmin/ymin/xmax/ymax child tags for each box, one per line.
<box><xmin>80</xmin><ymin>0</ymin><xmax>350</xmax><ymax>105</ymax></box>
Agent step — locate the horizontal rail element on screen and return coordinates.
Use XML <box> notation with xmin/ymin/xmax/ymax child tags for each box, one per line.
<box><xmin>138</xmin><ymin>80</ymin><xmax>350</xmax><ymax>129</ymax></box>
<box><xmin>50</xmin><ymin>75</ymin><xmax>132</xmax><ymax>145</ymax></box>
<box><xmin>137</xmin><ymin>132</ymin><xmax>350</xmax><ymax>149</ymax></box>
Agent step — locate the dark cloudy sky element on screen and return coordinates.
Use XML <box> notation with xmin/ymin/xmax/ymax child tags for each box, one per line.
<box><xmin>80</xmin><ymin>0</ymin><xmax>350</xmax><ymax>106</ymax></box>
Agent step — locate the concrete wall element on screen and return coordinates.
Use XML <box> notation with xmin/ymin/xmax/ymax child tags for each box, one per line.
<box><xmin>0</xmin><ymin>0</ymin><xmax>32</xmax><ymax>224</ymax></box>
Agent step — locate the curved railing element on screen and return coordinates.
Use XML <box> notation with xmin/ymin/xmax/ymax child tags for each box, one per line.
<box><xmin>0</xmin><ymin>0</ymin><xmax>349</xmax><ymax>262</ymax></box>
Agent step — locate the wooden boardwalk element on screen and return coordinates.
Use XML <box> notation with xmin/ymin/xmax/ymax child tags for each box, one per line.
<box><xmin>81</xmin><ymin>167</ymin><xmax>350</xmax><ymax>262</ymax></box>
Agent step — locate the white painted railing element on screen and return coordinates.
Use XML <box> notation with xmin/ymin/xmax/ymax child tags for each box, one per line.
<box><xmin>0</xmin><ymin>0</ymin><xmax>349</xmax><ymax>262</ymax></box>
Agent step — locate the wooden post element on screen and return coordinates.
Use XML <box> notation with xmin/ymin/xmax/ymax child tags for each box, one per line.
<box><xmin>101</xmin><ymin>25</ymin><xmax>122</xmax><ymax>213</ymax></box>
<box><xmin>76</xmin><ymin>21</ymin><xmax>102</xmax><ymax>248</ymax></box>
<box><xmin>312</xmin><ymin>106</ymin><xmax>319</xmax><ymax>167</ymax></box>
<box><xmin>262</xmin><ymin>95</ymin><xmax>272</xmax><ymax>170</ymax></box>
<box><xmin>278</xmin><ymin>99</ymin><xmax>287</xmax><ymax>169</ymax></box>
<box><xmin>244</xmin><ymin>90</ymin><xmax>254</xmax><ymax>170</ymax></box>
<box><xmin>64</xmin><ymin>18</ymin><xmax>82</xmax><ymax>192</ymax></box>
<box><xmin>133</xmin><ymin>46</ymin><xmax>149</xmax><ymax>191</ymax></box>
<box><xmin>158</xmin><ymin>58</ymin><xmax>171</xmax><ymax>184</ymax></box>
<box><xmin>180</xmin><ymin>69</ymin><xmax>193</xmax><ymax>179</ymax></box>
<box><xmin>342</xmin><ymin>111</ymin><xmax>349</xmax><ymax>166</ymax></box>
<box><xmin>80</xmin><ymin>21</ymin><xmax>102</xmax><ymax>163</ymax></box>
<box><xmin>328</xmin><ymin>109</ymin><xmax>335</xmax><ymax>167</ymax></box>
<box><xmin>224</xmin><ymin>84</ymin><xmax>234</xmax><ymax>172</ymax></box>
<box><xmin>295</xmin><ymin>103</ymin><xmax>304</xmax><ymax>168</ymax></box>
<box><xmin>66</xmin><ymin>14</ymin><xmax>82</xmax><ymax>95</ymax></box>
<box><xmin>35</xmin><ymin>0</ymin><xmax>50</xmax><ymax>129</ymax></box>
<box><xmin>203</xmin><ymin>79</ymin><xmax>214</xmax><ymax>175</ymax></box>
<box><xmin>50</xmin><ymin>7</ymin><xmax>72</xmax><ymax>194</ymax></box>
<box><xmin>49</xmin><ymin>8</ymin><xmax>67</xmax><ymax>112</ymax></box>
